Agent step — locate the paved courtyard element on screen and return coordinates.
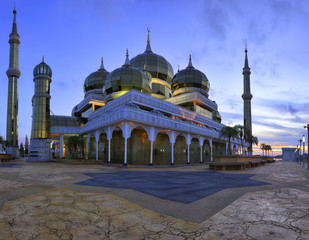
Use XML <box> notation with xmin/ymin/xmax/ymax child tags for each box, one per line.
<box><xmin>0</xmin><ymin>160</ymin><xmax>309</xmax><ymax>239</ymax></box>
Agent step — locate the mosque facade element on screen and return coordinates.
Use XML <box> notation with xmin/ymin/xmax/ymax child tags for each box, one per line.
<box><xmin>6</xmin><ymin>9</ymin><xmax>251</xmax><ymax>164</ymax></box>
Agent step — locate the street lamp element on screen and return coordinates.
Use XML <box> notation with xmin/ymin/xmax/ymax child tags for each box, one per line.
<box><xmin>304</xmin><ymin>124</ymin><xmax>309</xmax><ymax>170</ymax></box>
<box><xmin>298</xmin><ymin>139</ymin><xmax>302</xmax><ymax>165</ymax></box>
<box><xmin>303</xmin><ymin>135</ymin><xmax>305</xmax><ymax>167</ymax></box>
<box><xmin>296</xmin><ymin>144</ymin><xmax>299</xmax><ymax>162</ymax></box>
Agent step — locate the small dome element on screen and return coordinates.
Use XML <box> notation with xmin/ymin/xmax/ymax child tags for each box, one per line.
<box><xmin>103</xmin><ymin>50</ymin><xmax>152</xmax><ymax>101</ymax></box>
<box><xmin>33</xmin><ymin>57</ymin><xmax>52</xmax><ymax>77</ymax></box>
<box><xmin>171</xmin><ymin>55</ymin><xmax>210</xmax><ymax>97</ymax></box>
<box><xmin>84</xmin><ymin>58</ymin><xmax>109</xmax><ymax>96</ymax></box>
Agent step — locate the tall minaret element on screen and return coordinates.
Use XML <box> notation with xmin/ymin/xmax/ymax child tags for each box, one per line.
<box><xmin>6</xmin><ymin>7</ymin><xmax>21</xmax><ymax>156</ymax></box>
<box><xmin>28</xmin><ymin>58</ymin><xmax>52</xmax><ymax>161</ymax></box>
<box><xmin>242</xmin><ymin>47</ymin><xmax>253</xmax><ymax>154</ymax></box>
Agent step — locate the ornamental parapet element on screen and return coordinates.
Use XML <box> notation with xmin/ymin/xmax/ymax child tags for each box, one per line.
<box><xmin>6</xmin><ymin>68</ymin><xmax>21</xmax><ymax>78</ymax></box>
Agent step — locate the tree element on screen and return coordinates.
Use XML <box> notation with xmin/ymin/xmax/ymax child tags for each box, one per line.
<box><xmin>260</xmin><ymin>143</ymin><xmax>266</xmax><ymax>156</ymax></box>
<box><xmin>67</xmin><ymin>135</ymin><xmax>83</xmax><ymax>158</ymax></box>
<box><xmin>19</xmin><ymin>142</ymin><xmax>24</xmax><ymax>157</ymax></box>
<box><xmin>0</xmin><ymin>136</ymin><xmax>5</xmax><ymax>152</ymax></box>
<box><xmin>24</xmin><ymin>135</ymin><xmax>29</xmax><ymax>156</ymax></box>
<box><xmin>265</xmin><ymin>145</ymin><xmax>272</xmax><ymax>156</ymax></box>
<box><xmin>247</xmin><ymin>135</ymin><xmax>259</xmax><ymax>155</ymax></box>
<box><xmin>219</xmin><ymin>126</ymin><xmax>239</xmax><ymax>155</ymax></box>
<box><xmin>235</xmin><ymin>125</ymin><xmax>248</xmax><ymax>155</ymax></box>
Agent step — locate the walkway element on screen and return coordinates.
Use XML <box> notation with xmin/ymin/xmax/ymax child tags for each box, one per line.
<box><xmin>0</xmin><ymin>160</ymin><xmax>309</xmax><ymax>239</ymax></box>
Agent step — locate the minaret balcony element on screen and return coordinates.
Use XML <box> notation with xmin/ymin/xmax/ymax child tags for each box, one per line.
<box><xmin>242</xmin><ymin>92</ymin><xmax>252</xmax><ymax>100</ymax></box>
<box><xmin>6</xmin><ymin>68</ymin><xmax>21</xmax><ymax>78</ymax></box>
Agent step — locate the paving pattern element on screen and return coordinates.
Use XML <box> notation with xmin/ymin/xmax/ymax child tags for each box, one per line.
<box><xmin>0</xmin><ymin>160</ymin><xmax>308</xmax><ymax>239</ymax></box>
<box><xmin>77</xmin><ymin>171</ymin><xmax>269</xmax><ymax>203</ymax></box>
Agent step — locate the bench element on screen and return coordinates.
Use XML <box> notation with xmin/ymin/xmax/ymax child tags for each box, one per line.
<box><xmin>248</xmin><ymin>160</ymin><xmax>262</xmax><ymax>167</ymax></box>
<box><xmin>0</xmin><ymin>154</ymin><xmax>14</xmax><ymax>163</ymax></box>
<box><xmin>209</xmin><ymin>162</ymin><xmax>247</xmax><ymax>171</ymax></box>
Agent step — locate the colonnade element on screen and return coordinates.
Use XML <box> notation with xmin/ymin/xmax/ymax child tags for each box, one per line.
<box><xmin>82</xmin><ymin>121</ymin><xmax>242</xmax><ymax>165</ymax></box>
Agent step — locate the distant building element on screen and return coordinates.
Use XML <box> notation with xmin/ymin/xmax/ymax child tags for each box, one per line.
<box><xmin>282</xmin><ymin>148</ymin><xmax>297</xmax><ymax>161</ymax></box>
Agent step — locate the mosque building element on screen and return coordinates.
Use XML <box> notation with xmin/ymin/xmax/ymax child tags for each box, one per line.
<box><xmin>6</xmin><ymin>9</ymin><xmax>251</xmax><ymax>164</ymax></box>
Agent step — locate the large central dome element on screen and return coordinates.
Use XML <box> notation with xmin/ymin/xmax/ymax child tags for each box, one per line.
<box><xmin>130</xmin><ymin>31</ymin><xmax>174</xmax><ymax>99</ymax></box>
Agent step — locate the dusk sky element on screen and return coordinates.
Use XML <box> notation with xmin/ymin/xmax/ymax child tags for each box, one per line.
<box><xmin>1</xmin><ymin>0</ymin><xmax>309</xmax><ymax>155</ymax></box>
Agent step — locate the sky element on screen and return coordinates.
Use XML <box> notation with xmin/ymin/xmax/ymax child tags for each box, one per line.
<box><xmin>1</xmin><ymin>0</ymin><xmax>309</xmax><ymax>155</ymax></box>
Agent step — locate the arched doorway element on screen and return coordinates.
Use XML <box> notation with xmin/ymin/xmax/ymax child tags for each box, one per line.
<box><xmin>190</xmin><ymin>138</ymin><xmax>200</xmax><ymax>163</ymax></box>
<box><xmin>153</xmin><ymin>131</ymin><xmax>171</xmax><ymax>165</ymax></box>
<box><xmin>174</xmin><ymin>134</ymin><xmax>187</xmax><ymax>164</ymax></box>
<box><xmin>127</xmin><ymin>127</ymin><xmax>150</xmax><ymax>165</ymax></box>
<box><xmin>111</xmin><ymin>127</ymin><xmax>124</xmax><ymax>164</ymax></box>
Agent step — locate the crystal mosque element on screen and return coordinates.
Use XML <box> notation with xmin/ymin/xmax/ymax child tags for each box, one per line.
<box><xmin>6</xmin><ymin>9</ymin><xmax>253</xmax><ymax>165</ymax></box>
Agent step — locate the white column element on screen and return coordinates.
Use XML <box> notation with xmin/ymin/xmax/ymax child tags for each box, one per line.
<box><xmin>185</xmin><ymin>133</ymin><xmax>191</xmax><ymax>164</ymax></box>
<box><xmin>108</xmin><ymin>139</ymin><xmax>111</xmax><ymax>163</ymax></box>
<box><xmin>124</xmin><ymin>137</ymin><xmax>128</xmax><ymax>166</ymax></box>
<box><xmin>187</xmin><ymin>144</ymin><xmax>190</xmax><ymax>164</ymax></box>
<box><xmin>150</xmin><ymin>141</ymin><xmax>154</xmax><ymax>165</ymax></box>
<box><xmin>123</xmin><ymin>121</ymin><xmax>129</xmax><ymax>166</ymax></box>
<box><xmin>200</xmin><ymin>144</ymin><xmax>203</xmax><ymax>163</ymax></box>
<box><xmin>60</xmin><ymin>134</ymin><xmax>63</xmax><ymax>158</ymax></box>
<box><xmin>171</xmin><ymin>143</ymin><xmax>174</xmax><ymax>165</ymax></box>
<box><xmin>209</xmin><ymin>138</ymin><xmax>213</xmax><ymax>162</ymax></box>
<box><xmin>168</xmin><ymin>131</ymin><xmax>176</xmax><ymax>165</ymax></box>
<box><xmin>95</xmin><ymin>130</ymin><xmax>100</xmax><ymax>161</ymax></box>
<box><xmin>226</xmin><ymin>142</ymin><xmax>229</xmax><ymax>155</ymax></box>
<box><xmin>95</xmin><ymin>140</ymin><xmax>99</xmax><ymax>160</ymax></box>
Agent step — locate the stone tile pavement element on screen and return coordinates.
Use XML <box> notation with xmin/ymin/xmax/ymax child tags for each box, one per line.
<box><xmin>0</xmin><ymin>160</ymin><xmax>308</xmax><ymax>239</ymax></box>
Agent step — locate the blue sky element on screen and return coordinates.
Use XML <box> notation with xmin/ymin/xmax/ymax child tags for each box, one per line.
<box><xmin>1</xmin><ymin>0</ymin><xmax>309</xmax><ymax>154</ymax></box>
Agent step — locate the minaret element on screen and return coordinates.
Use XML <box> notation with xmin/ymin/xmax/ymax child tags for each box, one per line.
<box><xmin>242</xmin><ymin>47</ymin><xmax>253</xmax><ymax>155</ymax></box>
<box><xmin>6</xmin><ymin>7</ymin><xmax>21</xmax><ymax>156</ymax></box>
<box><xmin>28</xmin><ymin>58</ymin><xmax>52</xmax><ymax>161</ymax></box>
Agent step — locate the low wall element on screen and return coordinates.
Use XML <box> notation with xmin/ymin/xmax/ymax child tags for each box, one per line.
<box><xmin>214</xmin><ymin>156</ymin><xmax>274</xmax><ymax>163</ymax></box>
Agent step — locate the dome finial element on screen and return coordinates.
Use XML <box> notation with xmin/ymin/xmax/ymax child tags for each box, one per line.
<box><xmin>145</xmin><ymin>28</ymin><xmax>153</xmax><ymax>53</ymax></box>
<box><xmin>42</xmin><ymin>56</ymin><xmax>44</xmax><ymax>62</ymax></box>
<box><xmin>13</xmin><ymin>3</ymin><xmax>16</xmax><ymax>14</ymax></box>
<box><xmin>177</xmin><ymin>64</ymin><xmax>180</xmax><ymax>72</ymax></box>
<box><xmin>99</xmin><ymin>57</ymin><xmax>105</xmax><ymax>70</ymax></box>
<box><xmin>187</xmin><ymin>54</ymin><xmax>194</xmax><ymax>68</ymax></box>
<box><xmin>123</xmin><ymin>49</ymin><xmax>131</xmax><ymax>67</ymax></box>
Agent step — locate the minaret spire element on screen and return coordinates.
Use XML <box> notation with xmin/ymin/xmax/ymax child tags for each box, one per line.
<box><xmin>6</xmin><ymin>6</ymin><xmax>21</xmax><ymax>156</ymax></box>
<box><xmin>144</xmin><ymin>28</ymin><xmax>153</xmax><ymax>53</ymax></box>
<box><xmin>242</xmin><ymin>46</ymin><xmax>253</xmax><ymax>155</ymax></box>
<box><xmin>122</xmin><ymin>49</ymin><xmax>131</xmax><ymax>67</ymax></box>
<box><xmin>99</xmin><ymin>57</ymin><xmax>105</xmax><ymax>70</ymax></box>
<box><xmin>187</xmin><ymin>54</ymin><xmax>194</xmax><ymax>68</ymax></box>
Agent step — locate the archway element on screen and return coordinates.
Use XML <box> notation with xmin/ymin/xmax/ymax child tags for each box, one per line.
<box><xmin>127</xmin><ymin>127</ymin><xmax>150</xmax><ymax>164</ymax></box>
<box><xmin>190</xmin><ymin>138</ymin><xmax>200</xmax><ymax>163</ymax></box>
<box><xmin>99</xmin><ymin>132</ymin><xmax>108</xmax><ymax>162</ymax></box>
<box><xmin>88</xmin><ymin>134</ymin><xmax>96</xmax><ymax>159</ymax></box>
<box><xmin>174</xmin><ymin>134</ymin><xmax>187</xmax><ymax>164</ymax></box>
<box><xmin>202</xmin><ymin>139</ymin><xmax>211</xmax><ymax>162</ymax></box>
<box><xmin>153</xmin><ymin>131</ymin><xmax>171</xmax><ymax>165</ymax></box>
<box><xmin>111</xmin><ymin>127</ymin><xmax>124</xmax><ymax>164</ymax></box>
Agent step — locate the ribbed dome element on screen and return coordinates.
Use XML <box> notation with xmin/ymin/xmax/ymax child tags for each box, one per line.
<box><xmin>33</xmin><ymin>57</ymin><xmax>52</xmax><ymax>77</ymax></box>
<box><xmin>84</xmin><ymin>58</ymin><xmax>109</xmax><ymax>96</ymax></box>
<box><xmin>130</xmin><ymin>31</ymin><xmax>173</xmax><ymax>98</ymax></box>
<box><xmin>130</xmin><ymin>53</ymin><xmax>174</xmax><ymax>84</ymax></box>
<box><xmin>171</xmin><ymin>55</ymin><xmax>210</xmax><ymax>97</ymax></box>
<box><xmin>103</xmin><ymin>50</ymin><xmax>152</xmax><ymax>101</ymax></box>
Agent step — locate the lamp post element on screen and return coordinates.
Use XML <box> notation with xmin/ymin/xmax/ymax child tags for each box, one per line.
<box><xmin>298</xmin><ymin>139</ymin><xmax>302</xmax><ymax>165</ymax></box>
<box><xmin>305</xmin><ymin>124</ymin><xmax>309</xmax><ymax>170</ymax></box>
<box><xmin>296</xmin><ymin>144</ymin><xmax>299</xmax><ymax>162</ymax></box>
<box><xmin>303</xmin><ymin>135</ymin><xmax>305</xmax><ymax>167</ymax></box>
